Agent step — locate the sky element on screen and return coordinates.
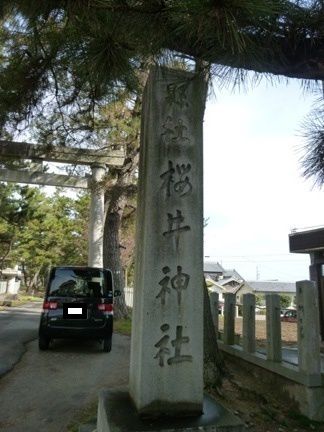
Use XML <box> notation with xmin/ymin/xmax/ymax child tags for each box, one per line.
<box><xmin>203</xmin><ymin>75</ymin><xmax>323</xmax><ymax>282</ymax></box>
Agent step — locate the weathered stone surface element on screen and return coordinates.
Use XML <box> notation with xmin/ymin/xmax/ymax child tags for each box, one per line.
<box><xmin>223</xmin><ymin>294</ymin><xmax>236</xmax><ymax>345</ymax></box>
<box><xmin>266</xmin><ymin>294</ymin><xmax>282</xmax><ymax>362</ymax></box>
<box><xmin>129</xmin><ymin>66</ymin><xmax>207</xmax><ymax>416</ymax></box>
<box><xmin>242</xmin><ymin>294</ymin><xmax>255</xmax><ymax>353</ymax></box>
<box><xmin>79</xmin><ymin>422</ymin><xmax>97</xmax><ymax>432</ymax></box>
<box><xmin>88</xmin><ymin>164</ymin><xmax>105</xmax><ymax>267</ymax></box>
<box><xmin>0</xmin><ymin>168</ymin><xmax>89</xmax><ymax>188</ymax></box>
<box><xmin>0</xmin><ymin>140</ymin><xmax>125</xmax><ymax>166</ymax></box>
<box><xmin>97</xmin><ymin>388</ymin><xmax>244</xmax><ymax>432</ymax></box>
<box><xmin>296</xmin><ymin>280</ymin><xmax>321</xmax><ymax>377</ymax></box>
<box><xmin>209</xmin><ymin>292</ymin><xmax>219</xmax><ymax>336</ymax></box>
<box><xmin>286</xmin><ymin>384</ymin><xmax>324</xmax><ymax>422</ymax></box>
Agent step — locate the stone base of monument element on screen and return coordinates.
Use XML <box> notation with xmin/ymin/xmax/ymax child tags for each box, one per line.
<box><xmin>97</xmin><ymin>388</ymin><xmax>244</xmax><ymax>432</ymax></box>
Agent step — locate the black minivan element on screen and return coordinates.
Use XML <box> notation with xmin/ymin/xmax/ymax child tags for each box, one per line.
<box><xmin>38</xmin><ymin>266</ymin><xmax>119</xmax><ymax>352</ymax></box>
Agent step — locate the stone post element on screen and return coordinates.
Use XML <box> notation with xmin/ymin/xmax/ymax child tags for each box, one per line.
<box><xmin>296</xmin><ymin>280</ymin><xmax>321</xmax><ymax>377</ymax></box>
<box><xmin>223</xmin><ymin>293</ymin><xmax>236</xmax><ymax>345</ymax></box>
<box><xmin>209</xmin><ymin>292</ymin><xmax>219</xmax><ymax>338</ymax></box>
<box><xmin>129</xmin><ymin>67</ymin><xmax>207</xmax><ymax>417</ymax></box>
<box><xmin>242</xmin><ymin>294</ymin><xmax>256</xmax><ymax>353</ymax></box>
<box><xmin>7</xmin><ymin>276</ymin><xmax>16</xmax><ymax>295</ymax></box>
<box><xmin>266</xmin><ymin>294</ymin><xmax>282</xmax><ymax>362</ymax></box>
<box><xmin>88</xmin><ymin>164</ymin><xmax>106</xmax><ymax>268</ymax></box>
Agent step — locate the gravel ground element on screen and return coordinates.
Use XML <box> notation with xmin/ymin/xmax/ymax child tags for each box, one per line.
<box><xmin>219</xmin><ymin>316</ymin><xmax>298</xmax><ymax>348</ymax></box>
<box><xmin>0</xmin><ymin>334</ymin><xmax>130</xmax><ymax>432</ymax></box>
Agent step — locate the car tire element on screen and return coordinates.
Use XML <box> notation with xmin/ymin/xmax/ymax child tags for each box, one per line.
<box><xmin>39</xmin><ymin>335</ymin><xmax>50</xmax><ymax>350</ymax></box>
<box><xmin>103</xmin><ymin>337</ymin><xmax>112</xmax><ymax>353</ymax></box>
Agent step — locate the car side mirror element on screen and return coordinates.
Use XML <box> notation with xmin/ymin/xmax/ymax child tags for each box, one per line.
<box><xmin>114</xmin><ymin>290</ymin><xmax>121</xmax><ymax>297</ymax></box>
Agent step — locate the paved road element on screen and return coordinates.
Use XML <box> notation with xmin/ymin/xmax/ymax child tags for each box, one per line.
<box><xmin>0</xmin><ymin>303</ymin><xmax>130</xmax><ymax>432</ymax></box>
<box><xmin>0</xmin><ymin>302</ymin><xmax>42</xmax><ymax>377</ymax></box>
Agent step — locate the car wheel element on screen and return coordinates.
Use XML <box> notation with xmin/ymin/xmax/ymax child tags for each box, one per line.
<box><xmin>103</xmin><ymin>337</ymin><xmax>112</xmax><ymax>353</ymax></box>
<box><xmin>39</xmin><ymin>335</ymin><xmax>50</xmax><ymax>350</ymax></box>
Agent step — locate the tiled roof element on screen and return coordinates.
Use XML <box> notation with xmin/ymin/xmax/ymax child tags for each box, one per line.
<box><xmin>217</xmin><ymin>277</ymin><xmax>241</xmax><ymax>287</ymax></box>
<box><xmin>223</xmin><ymin>269</ymin><xmax>244</xmax><ymax>281</ymax></box>
<box><xmin>247</xmin><ymin>281</ymin><xmax>296</xmax><ymax>294</ymax></box>
<box><xmin>206</xmin><ymin>277</ymin><xmax>227</xmax><ymax>292</ymax></box>
<box><xmin>203</xmin><ymin>261</ymin><xmax>225</xmax><ymax>273</ymax></box>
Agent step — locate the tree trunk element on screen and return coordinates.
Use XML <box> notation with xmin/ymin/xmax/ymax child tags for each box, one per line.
<box><xmin>26</xmin><ymin>268</ymin><xmax>40</xmax><ymax>294</ymax></box>
<box><xmin>203</xmin><ymin>278</ymin><xmax>225</xmax><ymax>391</ymax></box>
<box><xmin>0</xmin><ymin>240</ymin><xmax>13</xmax><ymax>270</ymax></box>
<box><xmin>194</xmin><ymin>60</ymin><xmax>225</xmax><ymax>390</ymax></box>
<box><xmin>103</xmin><ymin>208</ymin><xmax>129</xmax><ymax>319</ymax></box>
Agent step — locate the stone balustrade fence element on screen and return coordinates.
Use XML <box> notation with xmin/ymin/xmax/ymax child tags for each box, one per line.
<box><xmin>122</xmin><ymin>282</ymin><xmax>322</xmax><ymax>384</ymax></box>
<box><xmin>212</xmin><ymin>280</ymin><xmax>323</xmax><ymax>387</ymax></box>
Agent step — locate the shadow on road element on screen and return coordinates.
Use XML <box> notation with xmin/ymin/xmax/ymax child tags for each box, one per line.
<box><xmin>47</xmin><ymin>338</ymin><xmax>105</xmax><ymax>354</ymax></box>
<box><xmin>2</xmin><ymin>309</ymin><xmax>40</xmax><ymax>317</ymax></box>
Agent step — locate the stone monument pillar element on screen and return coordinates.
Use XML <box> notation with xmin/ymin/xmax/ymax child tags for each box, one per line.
<box><xmin>88</xmin><ymin>164</ymin><xmax>105</xmax><ymax>268</ymax></box>
<box><xmin>96</xmin><ymin>66</ymin><xmax>243</xmax><ymax>432</ymax></box>
<box><xmin>129</xmin><ymin>66</ymin><xmax>207</xmax><ymax>417</ymax></box>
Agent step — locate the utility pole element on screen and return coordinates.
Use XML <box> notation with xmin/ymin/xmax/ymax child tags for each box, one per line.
<box><xmin>256</xmin><ymin>265</ymin><xmax>260</xmax><ymax>280</ymax></box>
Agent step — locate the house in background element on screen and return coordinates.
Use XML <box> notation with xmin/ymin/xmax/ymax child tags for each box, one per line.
<box><xmin>203</xmin><ymin>261</ymin><xmax>225</xmax><ymax>282</ymax></box>
<box><xmin>205</xmin><ymin>277</ymin><xmax>229</xmax><ymax>315</ymax></box>
<box><xmin>204</xmin><ymin>260</ymin><xmax>296</xmax><ymax>315</ymax></box>
<box><xmin>0</xmin><ymin>266</ymin><xmax>22</xmax><ymax>297</ymax></box>
<box><xmin>222</xmin><ymin>269</ymin><xmax>244</xmax><ymax>283</ymax></box>
<box><xmin>245</xmin><ymin>280</ymin><xmax>296</xmax><ymax>308</ymax></box>
<box><xmin>204</xmin><ymin>261</ymin><xmax>247</xmax><ymax>316</ymax></box>
<box><xmin>204</xmin><ymin>261</ymin><xmax>244</xmax><ymax>284</ymax></box>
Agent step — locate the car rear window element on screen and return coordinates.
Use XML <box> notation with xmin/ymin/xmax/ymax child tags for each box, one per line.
<box><xmin>48</xmin><ymin>268</ymin><xmax>111</xmax><ymax>298</ymax></box>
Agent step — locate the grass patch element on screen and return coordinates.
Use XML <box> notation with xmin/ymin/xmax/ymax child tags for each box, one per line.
<box><xmin>66</xmin><ymin>399</ymin><xmax>97</xmax><ymax>432</ymax></box>
<box><xmin>0</xmin><ymin>293</ymin><xmax>44</xmax><ymax>308</ymax></box>
<box><xmin>12</xmin><ymin>294</ymin><xmax>43</xmax><ymax>306</ymax></box>
<box><xmin>19</xmin><ymin>294</ymin><xmax>43</xmax><ymax>302</ymax></box>
<box><xmin>11</xmin><ymin>294</ymin><xmax>43</xmax><ymax>307</ymax></box>
<box><xmin>114</xmin><ymin>318</ymin><xmax>132</xmax><ymax>336</ymax></box>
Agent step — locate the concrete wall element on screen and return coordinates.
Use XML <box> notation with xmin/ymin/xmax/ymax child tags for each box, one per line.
<box><xmin>215</xmin><ymin>284</ymin><xmax>324</xmax><ymax>421</ymax></box>
<box><xmin>222</xmin><ymin>352</ymin><xmax>324</xmax><ymax>422</ymax></box>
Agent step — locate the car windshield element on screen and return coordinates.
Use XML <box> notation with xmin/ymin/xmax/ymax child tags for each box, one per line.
<box><xmin>48</xmin><ymin>268</ymin><xmax>108</xmax><ymax>298</ymax></box>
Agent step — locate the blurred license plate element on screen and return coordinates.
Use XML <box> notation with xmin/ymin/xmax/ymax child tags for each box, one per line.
<box><xmin>63</xmin><ymin>303</ymin><xmax>87</xmax><ymax>319</ymax></box>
